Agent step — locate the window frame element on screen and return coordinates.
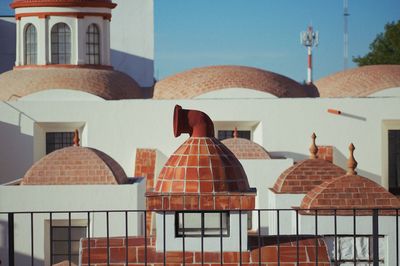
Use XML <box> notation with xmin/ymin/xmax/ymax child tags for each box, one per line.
<box><xmin>217</xmin><ymin>130</ymin><xmax>251</xmax><ymax>141</ymax></box>
<box><xmin>51</xmin><ymin>23</ymin><xmax>71</xmax><ymax>64</ymax></box>
<box><xmin>175</xmin><ymin>211</ymin><xmax>230</xmax><ymax>238</ymax></box>
<box><xmin>388</xmin><ymin>129</ymin><xmax>400</xmax><ymax>194</ymax></box>
<box><xmin>51</xmin><ymin>225</ymin><xmax>87</xmax><ymax>265</ymax></box>
<box><xmin>45</xmin><ymin>131</ymin><xmax>75</xmax><ymax>154</ymax></box>
<box><xmin>24</xmin><ymin>23</ymin><xmax>37</xmax><ymax>65</ymax></box>
<box><xmin>86</xmin><ymin>23</ymin><xmax>101</xmax><ymax>65</ymax></box>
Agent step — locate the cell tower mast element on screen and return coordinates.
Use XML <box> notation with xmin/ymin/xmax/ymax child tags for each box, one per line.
<box><xmin>344</xmin><ymin>0</ymin><xmax>349</xmax><ymax>70</ymax></box>
<box><xmin>300</xmin><ymin>25</ymin><xmax>319</xmax><ymax>84</ymax></box>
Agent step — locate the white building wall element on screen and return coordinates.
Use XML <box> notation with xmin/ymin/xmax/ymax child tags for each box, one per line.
<box><xmin>0</xmin><ymin>182</ymin><xmax>145</xmax><ymax>266</ymax></box>
<box><xmin>0</xmin><ymin>97</ymin><xmax>399</xmax><ymax>188</ymax></box>
<box><xmin>110</xmin><ymin>0</ymin><xmax>154</xmax><ymax>87</ymax></box>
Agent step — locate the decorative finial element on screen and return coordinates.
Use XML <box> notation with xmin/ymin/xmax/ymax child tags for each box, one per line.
<box><xmin>233</xmin><ymin>127</ymin><xmax>238</xmax><ymax>139</ymax></box>
<box><xmin>309</xmin><ymin>132</ymin><xmax>318</xmax><ymax>159</ymax></box>
<box><xmin>73</xmin><ymin>129</ymin><xmax>80</xmax><ymax>147</ymax></box>
<box><xmin>347</xmin><ymin>143</ymin><xmax>358</xmax><ymax>175</ymax></box>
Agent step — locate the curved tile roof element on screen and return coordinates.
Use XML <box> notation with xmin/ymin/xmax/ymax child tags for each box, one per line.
<box><xmin>153</xmin><ymin>65</ymin><xmax>312</xmax><ymax>99</ymax></box>
<box><xmin>272</xmin><ymin>159</ymin><xmax>345</xmax><ymax>194</ymax></box>
<box><xmin>300</xmin><ymin>174</ymin><xmax>400</xmax><ymax>215</ymax></box>
<box><xmin>315</xmin><ymin>65</ymin><xmax>400</xmax><ymax>97</ymax></box>
<box><xmin>21</xmin><ymin>146</ymin><xmax>128</xmax><ymax>185</ymax></box>
<box><xmin>0</xmin><ymin>67</ymin><xmax>143</xmax><ymax>100</ymax></box>
<box><xmin>221</xmin><ymin>137</ymin><xmax>271</xmax><ymax>159</ymax></box>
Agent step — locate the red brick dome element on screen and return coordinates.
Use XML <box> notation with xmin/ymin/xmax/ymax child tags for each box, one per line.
<box><xmin>300</xmin><ymin>174</ymin><xmax>400</xmax><ymax>215</ymax></box>
<box><xmin>315</xmin><ymin>65</ymin><xmax>400</xmax><ymax>97</ymax></box>
<box><xmin>146</xmin><ymin>105</ymin><xmax>256</xmax><ymax>211</ymax></box>
<box><xmin>0</xmin><ymin>67</ymin><xmax>143</xmax><ymax>100</ymax></box>
<box><xmin>11</xmin><ymin>0</ymin><xmax>116</xmax><ymax>9</ymax></box>
<box><xmin>153</xmin><ymin>65</ymin><xmax>311</xmax><ymax>99</ymax></box>
<box><xmin>221</xmin><ymin>137</ymin><xmax>271</xmax><ymax>159</ymax></box>
<box><xmin>21</xmin><ymin>146</ymin><xmax>128</xmax><ymax>185</ymax></box>
<box><xmin>272</xmin><ymin>159</ymin><xmax>345</xmax><ymax>194</ymax></box>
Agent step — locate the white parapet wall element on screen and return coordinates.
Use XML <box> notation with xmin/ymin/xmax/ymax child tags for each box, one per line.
<box><xmin>0</xmin><ymin>182</ymin><xmax>145</xmax><ymax>266</ymax></box>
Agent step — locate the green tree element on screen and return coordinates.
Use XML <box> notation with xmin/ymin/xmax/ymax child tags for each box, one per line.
<box><xmin>353</xmin><ymin>20</ymin><xmax>400</xmax><ymax>66</ymax></box>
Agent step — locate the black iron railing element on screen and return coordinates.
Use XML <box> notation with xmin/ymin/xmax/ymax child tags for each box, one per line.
<box><xmin>2</xmin><ymin>208</ymin><xmax>399</xmax><ymax>266</ymax></box>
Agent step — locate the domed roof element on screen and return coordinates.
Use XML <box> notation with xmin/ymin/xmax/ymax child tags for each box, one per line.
<box><xmin>300</xmin><ymin>174</ymin><xmax>400</xmax><ymax>215</ymax></box>
<box><xmin>21</xmin><ymin>146</ymin><xmax>128</xmax><ymax>185</ymax></box>
<box><xmin>0</xmin><ymin>67</ymin><xmax>143</xmax><ymax>100</ymax></box>
<box><xmin>221</xmin><ymin>136</ymin><xmax>271</xmax><ymax>160</ymax></box>
<box><xmin>153</xmin><ymin>65</ymin><xmax>312</xmax><ymax>99</ymax></box>
<box><xmin>272</xmin><ymin>133</ymin><xmax>345</xmax><ymax>193</ymax></box>
<box><xmin>11</xmin><ymin>0</ymin><xmax>116</xmax><ymax>9</ymax></box>
<box><xmin>315</xmin><ymin>65</ymin><xmax>400</xmax><ymax>97</ymax></box>
<box><xmin>146</xmin><ymin>105</ymin><xmax>256</xmax><ymax>211</ymax></box>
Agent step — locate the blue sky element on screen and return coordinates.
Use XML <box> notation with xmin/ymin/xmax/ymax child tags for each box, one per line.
<box><xmin>1</xmin><ymin>0</ymin><xmax>399</xmax><ymax>82</ymax></box>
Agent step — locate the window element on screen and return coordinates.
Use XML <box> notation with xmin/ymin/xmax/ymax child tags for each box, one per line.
<box><xmin>325</xmin><ymin>235</ymin><xmax>384</xmax><ymax>264</ymax></box>
<box><xmin>51</xmin><ymin>23</ymin><xmax>71</xmax><ymax>64</ymax></box>
<box><xmin>86</xmin><ymin>24</ymin><xmax>100</xmax><ymax>64</ymax></box>
<box><xmin>51</xmin><ymin>226</ymin><xmax>86</xmax><ymax>265</ymax></box>
<box><xmin>46</xmin><ymin>132</ymin><xmax>74</xmax><ymax>154</ymax></box>
<box><xmin>389</xmin><ymin>130</ymin><xmax>400</xmax><ymax>194</ymax></box>
<box><xmin>175</xmin><ymin>212</ymin><xmax>229</xmax><ymax>237</ymax></box>
<box><xmin>218</xmin><ymin>130</ymin><xmax>251</xmax><ymax>140</ymax></box>
<box><xmin>24</xmin><ymin>24</ymin><xmax>37</xmax><ymax>64</ymax></box>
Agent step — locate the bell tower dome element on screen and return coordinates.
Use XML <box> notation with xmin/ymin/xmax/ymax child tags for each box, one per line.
<box><xmin>11</xmin><ymin>0</ymin><xmax>116</xmax><ymax>68</ymax></box>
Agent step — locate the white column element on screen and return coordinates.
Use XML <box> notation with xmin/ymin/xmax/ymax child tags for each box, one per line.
<box><xmin>102</xmin><ymin>19</ymin><xmax>111</xmax><ymax>65</ymax></box>
<box><xmin>37</xmin><ymin>17</ymin><xmax>47</xmax><ymax>65</ymax></box>
<box><xmin>15</xmin><ymin>19</ymin><xmax>21</xmax><ymax>66</ymax></box>
<box><xmin>76</xmin><ymin>18</ymin><xmax>86</xmax><ymax>65</ymax></box>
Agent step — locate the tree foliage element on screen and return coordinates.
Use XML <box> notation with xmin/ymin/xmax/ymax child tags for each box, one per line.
<box><xmin>353</xmin><ymin>20</ymin><xmax>400</xmax><ymax>66</ymax></box>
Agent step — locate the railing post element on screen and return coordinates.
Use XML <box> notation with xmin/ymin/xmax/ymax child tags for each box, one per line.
<box><xmin>8</xmin><ymin>213</ymin><xmax>15</xmax><ymax>266</ymax></box>
<box><xmin>372</xmin><ymin>209</ymin><xmax>379</xmax><ymax>266</ymax></box>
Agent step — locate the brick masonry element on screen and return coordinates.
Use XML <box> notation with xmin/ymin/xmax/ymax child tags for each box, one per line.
<box><xmin>300</xmin><ymin>174</ymin><xmax>400</xmax><ymax>215</ymax></box>
<box><xmin>0</xmin><ymin>67</ymin><xmax>142</xmax><ymax>101</ymax></box>
<box><xmin>21</xmin><ymin>146</ymin><xmax>128</xmax><ymax>185</ymax></box>
<box><xmin>272</xmin><ymin>158</ymin><xmax>345</xmax><ymax>194</ymax></box>
<box><xmin>315</xmin><ymin>64</ymin><xmax>400</xmax><ymax>97</ymax></box>
<box><xmin>221</xmin><ymin>138</ymin><xmax>271</xmax><ymax>160</ymax></box>
<box><xmin>80</xmin><ymin>235</ymin><xmax>331</xmax><ymax>265</ymax></box>
<box><xmin>154</xmin><ymin>65</ymin><xmax>312</xmax><ymax>99</ymax></box>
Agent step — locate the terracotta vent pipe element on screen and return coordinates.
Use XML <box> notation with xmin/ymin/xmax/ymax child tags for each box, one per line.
<box><xmin>173</xmin><ymin>105</ymin><xmax>215</xmax><ymax>138</ymax></box>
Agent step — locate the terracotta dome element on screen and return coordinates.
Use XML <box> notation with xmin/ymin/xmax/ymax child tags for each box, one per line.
<box><xmin>10</xmin><ymin>0</ymin><xmax>116</xmax><ymax>9</ymax></box>
<box><xmin>300</xmin><ymin>174</ymin><xmax>400</xmax><ymax>215</ymax></box>
<box><xmin>272</xmin><ymin>133</ymin><xmax>345</xmax><ymax>194</ymax></box>
<box><xmin>0</xmin><ymin>67</ymin><xmax>143</xmax><ymax>100</ymax></box>
<box><xmin>21</xmin><ymin>146</ymin><xmax>128</xmax><ymax>185</ymax></box>
<box><xmin>315</xmin><ymin>65</ymin><xmax>400</xmax><ymax>97</ymax></box>
<box><xmin>221</xmin><ymin>136</ymin><xmax>271</xmax><ymax>160</ymax></box>
<box><xmin>153</xmin><ymin>65</ymin><xmax>313</xmax><ymax>99</ymax></box>
<box><xmin>146</xmin><ymin>105</ymin><xmax>256</xmax><ymax>211</ymax></box>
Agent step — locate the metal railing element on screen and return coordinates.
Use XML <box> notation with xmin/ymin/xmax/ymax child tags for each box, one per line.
<box><xmin>2</xmin><ymin>208</ymin><xmax>399</xmax><ymax>266</ymax></box>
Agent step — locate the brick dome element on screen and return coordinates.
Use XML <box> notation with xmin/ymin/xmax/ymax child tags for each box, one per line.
<box><xmin>221</xmin><ymin>137</ymin><xmax>271</xmax><ymax>159</ymax></box>
<box><xmin>300</xmin><ymin>174</ymin><xmax>400</xmax><ymax>215</ymax></box>
<box><xmin>21</xmin><ymin>146</ymin><xmax>128</xmax><ymax>185</ymax></box>
<box><xmin>0</xmin><ymin>67</ymin><xmax>143</xmax><ymax>101</ymax></box>
<box><xmin>272</xmin><ymin>159</ymin><xmax>346</xmax><ymax>194</ymax></box>
<box><xmin>10</xmin><ymin>0</ymin><xmax>116</xmax><ymax>9</ymax></box>
<box><xmin>146</xmin><ymin>105</ymin><xmax>256</xmax><ymax>211</ymax></box>
<box><xmin>153</xmin><ymin>65</ymin><xmax>312</xmax><ymax>99</ymax></box>
<box><xmin>315</xmin><ymin>65</ymin><xmax>400</xmax><ymax>97</ymax></box>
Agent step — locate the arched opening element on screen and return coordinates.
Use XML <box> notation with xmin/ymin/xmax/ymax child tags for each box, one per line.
<box><xmin>24</xmin><ymin>24</ymin><xmax>37</xmax><ymax>65</ymax></box>
<box><xmin>86</xmin><ymin>24</ymin><xmax>100</xmax><ymax>64</ymax></box>
<box><xmin>51</xmin><ymin>23</ymin><xmax>71</xmax><ymax>64</ymax></box>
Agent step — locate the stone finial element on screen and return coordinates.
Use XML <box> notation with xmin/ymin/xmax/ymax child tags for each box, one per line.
<box><xmin>73</xmin><ymin>129</ymin><xmax>80</xmax><ymax>147</ymax></box>
<box><xmin>347</xmin><ymin>143</ymin><xmax>358</xmax><ymax>175</ymax></box>
<box><xmin>309</xmin><ymin>132</ymin><xmax>318</xmax><ymax>159</ymax></box>
<box><xmin>233</xmin><ymin>127</ymin><xmax>238</xmax><ymax>139</ymax></box>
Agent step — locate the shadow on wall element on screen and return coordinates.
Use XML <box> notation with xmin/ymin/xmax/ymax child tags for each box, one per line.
<box><xmin>0</xmin><ymin>121</ymin><xmax>33</xmax><ymax>185</ymax></box>
<box><xmin>0</xmin><ymin>18</ymin><xmax>16</xmax><ymax>74</ymax></box>
<box><xmin>110</xmin><ymin>49</ymin><xmax>154</xmax><ymax>98</ymax></box>
<box><xmin>0</xmin><ymin>220</ymin><xmax>43</xmax><ymax>266</ymax></box>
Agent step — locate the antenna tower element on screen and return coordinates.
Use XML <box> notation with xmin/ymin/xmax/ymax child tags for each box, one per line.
<box><xmin>300</xmin><ymin>25</ymin><xmax>319</xmax><ymax>84</ymax></box>
<box><xmin>344</xmin><ymin>0</ymin><xmax>349</xmax><ymax>70</ymax></box>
